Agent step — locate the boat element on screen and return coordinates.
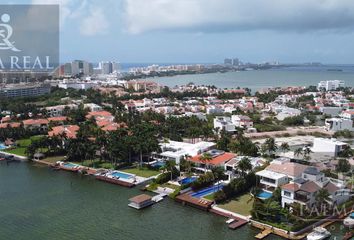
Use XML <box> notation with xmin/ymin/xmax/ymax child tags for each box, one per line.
<box><xmin>343</xmin><ymin>212</ymin><xmax>354</xmax><ymax>227</ymax></box>
<box><xmin>226</xmin><ymin>218</ymin><xmax>235</xmax><ymax>224</ymax></box>
<box><xmin>306</xmin><ymin>227</ymin><xmax>331</xmax><ymax>240</ymax></box>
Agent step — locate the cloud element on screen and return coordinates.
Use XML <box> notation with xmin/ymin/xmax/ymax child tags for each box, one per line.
<box><xmin>80</xmin><ymin>7</ymin><xmax>109</xmax><ymax>36</ymax></box>
<box><xmin>31</xmin><ymin>0</ymin><xmax>109</xmax><ymax>36</ymax></box>
<box><xmin>123</xmin><ymin>0</ymin><xmax>354</xmax><ymax>34</ymax></box>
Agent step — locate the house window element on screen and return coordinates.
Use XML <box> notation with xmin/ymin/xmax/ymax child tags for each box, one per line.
<box><xmin>283</xmin><ymin>191</ymin><xmax>291</xmax><ymax>197</ymax></box>
<box><xmin>303</xmin><ymin>174</ymin><xmax>307</xmax><ymax>179</ymax></box>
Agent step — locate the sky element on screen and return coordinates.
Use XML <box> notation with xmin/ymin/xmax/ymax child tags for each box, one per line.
<box><xmin>5</xmin><ymin>0</ymin><xmax>354</xmax><ymax>64</ymax></box>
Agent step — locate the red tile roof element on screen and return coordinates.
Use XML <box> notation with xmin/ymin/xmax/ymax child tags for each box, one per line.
<box><xmin>281</xmin><ymin>183</ymin><xmax>299</xmax><ymax>192</ymax></box>
<box><xmin>47</xmin><ymin>116</ymin><xmax>68</xmax><ymax>122</ymax></box>
<box><xmin>0</xmin><ymin>122</ymin><xmax>21</xmax><ymax>128</ymax></box>
<box><xmin>48</xmin><ymin>125</ymin><xmax>79</xmax><ymax>139</ymax></box>
<box><xmin>23</xmin><ymin>119</ymin><xmax>49</xmax><ymax>126</ymax></box>
<box><xmin>190</xmin><ymin>152</ymin><xmax>235</xmax><ymax>166</ymax></box>
<box><xmin>86</xmin><ymin>111</ymin><xmax>112</xmax><ymax>119</ymax></box>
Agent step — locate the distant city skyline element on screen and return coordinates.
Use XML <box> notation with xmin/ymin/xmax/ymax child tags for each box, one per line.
<box><xmin>10</xmin><ymin>0</ymin><xmax>354</xmax><ymax>64</ymax></box>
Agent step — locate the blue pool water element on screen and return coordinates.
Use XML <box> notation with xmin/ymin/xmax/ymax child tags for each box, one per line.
<box><xmin>111</xmin><ymin>171</ymin><xmax>133</xmax><ymax>179</ymax></box>
<box><xmin>257</xmin><ymin>190</ymin><xmax>272</xmax><ymax>199</ymax></box>
<box><xmin>179</xmin><ymin>177</ymin><xmax>197</xmax><ymax>185</ymax></box>
<box><xmin>191</xmin><ymin>184</ymin><xmax>223</xmax><ymax>198</ymax></box>
<box><xmin>151</xmin><ymin>161</ymin><xmax>165</xmax><ymax>168</ymax></box>
<box><xmin>63</xmin><ymin>163</ymin><xmax>78</xmax><ymax>168</ymax></box>
<box><xmin>0</xmin><ymin>143</ymin><xmax>7</xmax><ymax>150</ymax></box>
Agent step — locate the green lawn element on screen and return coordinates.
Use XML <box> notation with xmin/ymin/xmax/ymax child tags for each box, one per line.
<box><xmin>122</xmin><ymin>167</ymin><xmax>160</xmax><ymax>178</ymax></box>
<box><xmin>203</xmin><ymin>193</ymin><xmax>215</xmax><ymax>201</ymax></box>
<box><xmin>160</xmin><ymin>183</ymin><xmax>179</xmax><ymax>190</ymax></box>
<box><xmin>43</xmin><ymin>156</ymin><xmax>65</xmax><ymax>164</ymax></box>
<box><xmin>73</xmin><ymin>160</ymin><xmax>115</xmax><ymax>169</ymax></box>
<box><xmin>218</xmin><ymin>193</ymin><xmax>253</xmax><ymax>216</ymax></box>
<box><xmin>4</xmin><ymin>136</ymin><xmax>45</xmax><ymax>157</ymax></box>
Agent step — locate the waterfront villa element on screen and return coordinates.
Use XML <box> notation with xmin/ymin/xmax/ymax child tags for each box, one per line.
<box><xmin>225</xmin><ymin>156</ymin><xmax>265</xmax><ymax>180</ymax></box>
<box><xmin>189</xmin><ymin>149</ymin><xmax>235</xmax><ymax>169</ymax></box>
<box><xmin>152</xmin><ymin>140</ymin><xmax>215</xmax><ymax>165</ymax></box>
<box><xmin>256</xmin><ymin>158</ymin><xmax>308</xmax><ymax>192</ymax></box>
<box><xmin>281</xmin><ymin>167</ymin><xmax>350</xmax><ymax>208</ymax></box>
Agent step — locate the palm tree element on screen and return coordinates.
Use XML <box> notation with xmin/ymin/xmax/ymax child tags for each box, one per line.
<box><xmin>199</xmin><ymin>152</ymin><xmax>212</xmax><ymax>171</ymax></box>
<box><xmin>163</xmin><ymin>137</ymin><xmax>169</xmax><ymax>150</ymax></box>
<box><xmin>264</xmin><ymin>137</ymin><xmax>277</xmax><ymax>156</ymax></box>
<box><xmin>303</xmin><ymin>146</ymin><xmax>312</xmax><ymax>161</ymax></box>
<box><xmin>237</xmin><ymin>157</ymin><xmax>252</xmax><ymax>176</ymax></box>
<box><xmin>280</xmin><ymin>142</ymin><xmax>290</xmax><ymax>153</ymax></box>
<box><xmin>294</xmin><ymin>147</ymin><xmax>303</xmax><ymax>158</ymax></box>
<box><xmin>315</xmin><ymin>189</ymin><xmax>331</xmax><ymax>209</ymax></box>
<box><xmin>165</xmin><ymin>160</ymin><xmax>176</xmax><ymax>181</ymax></box>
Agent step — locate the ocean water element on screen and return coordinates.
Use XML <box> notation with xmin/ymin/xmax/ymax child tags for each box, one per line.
<box><xmin>0</xmin><ymin>163</ymin><xmax>347</xmax><ymax>240</ymax></box>
<box><xmin>146</xmin><ymin>65</ymin><xmax>354</xmax><ymax>93</ymax></box>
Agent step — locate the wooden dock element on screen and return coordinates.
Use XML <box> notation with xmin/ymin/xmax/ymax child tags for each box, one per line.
<box><xmin>228</xmin><ymin>219</ymin><xmax>248</xmax><ymax>230</ymax></box>
<box><xmin>255</xmin><ymin>229</ymin><xmax>272</xmax><ymax>239</ymax></box>
<box><xmin>209</xmin><ymin>208</ymin><xmax>248</xmax><ymax>230</ymax></box>
<box><xmin>175</xmin><ymin>192</ymin><xmax>213</xmax><ymax>211</ymax></box>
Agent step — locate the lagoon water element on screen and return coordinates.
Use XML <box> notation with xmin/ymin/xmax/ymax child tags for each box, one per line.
<box><xmin>148</xmin><ymin>66</ymin><xmax>354</xmax><ymax>93</ymax></box>
<box><xmin>0</xmin><ymin>163</ymin><xmax>347</xmax><ymax>240</ymax></box>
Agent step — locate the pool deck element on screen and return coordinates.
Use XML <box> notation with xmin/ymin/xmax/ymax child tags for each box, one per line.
<box><xmin>95</xmin><ymin>175</ymin><xmax>135</xmax><ymax>188</ymax></box>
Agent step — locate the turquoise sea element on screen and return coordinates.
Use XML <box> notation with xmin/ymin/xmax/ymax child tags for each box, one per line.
<box><xmin>147</xmin><ymin>65</ymin><xmax>354</xmax><ymax>93</ymax></box>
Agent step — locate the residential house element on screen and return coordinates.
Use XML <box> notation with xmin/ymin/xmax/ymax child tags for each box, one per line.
<box><xmin>312</xmin><ymin>138</ymin><xmax>349</xmax><ymax>157</ymax></box>
<box><xmin>153</xmin><ymin>140</ymin><xmax>215</xmax><ymax>165</ymax></box>
<box><xmin>213</xmin><ymin>116</ymin><xmax>236</xmax><ymax>133</ymax></box>
<box><xmin>325</xmin><ymin>118</ymin><xmax>354</xmax><ymax>131</ymax></box>
<box><xmin>281</xmin><ymin>167</ymin><xmax>350</xmax><ymax>208</ymax></box>
<box><xmin>189</xmin><ymin>150</ymin><xmax>235</xmax><ymax>169</ymax></box>
<box><xmin>256</xmin><ymin>158</ymin><xmax>308</xmax><ymax>192</ymax></box>
<box><xmin>231</xmin><ymin>115</ymin><xmax>253</xmax><ymax>129</ymax></box>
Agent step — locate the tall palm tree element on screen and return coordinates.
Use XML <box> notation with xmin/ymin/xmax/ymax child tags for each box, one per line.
<box><xmin>199</xmin><ymin>152</ymin><xmax>212</xmax><ymax>171</ymax></box>
<box><xmin>237</xmin><ymin>157</ymin><xmax>252</xmax><ymax>176</ymax></box>
<box><xmin>265</xmin><ymin>137</ymin><xmax>277</xmax><ymax>156</ymax></box>
<box><xmin>165</xmin><ymin>160</ymin><xmax>176</xmax><ymax>181</ymax></box>
<box><xmin>315</xmin><ymin>189</ymin><xmax>331</xmax><ymax>209</ymax></box>
<box><xmin>280</xmin><ymin>142</ymin><xmax>290</xmax><ymax>153</ymax></box>
<box><xmin>294</xmin><ymin>147</ymin><xmax>303</xmax><ymax>158</ymax></box>
<box><xmin>303</xmin><ymin>146</ymin><xmax>312</xmax><ymax>161</ymax></box>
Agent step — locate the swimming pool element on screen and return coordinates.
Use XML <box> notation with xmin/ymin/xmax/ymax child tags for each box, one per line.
<box><xmin>179</xmin><ymin>177</ymin><xmax>197</xmax><ymax>185</ymax></box>
<box><xmin>257</xmin><ymin>190</ymin><xmax>272</xmax><ymax>199</ymax></box>
<box><xmin>63</xmin><ymin>163</ymin><xmax>78</xmax><ymax>169</ymax></box>
<box><xmin>111</xmin><ymin>171</ymin><xmax>133</xmax><ymax>179</ymax></box>
<box><xmin>191</xmin><ymin>184</ymin><xmax>223</xmax><ymax>198</ymax></box>
<box><xmin>151</xmin><ymin>161</ymin><xmax>165</xmax><ymax>168</ymax></box>
<box><xmin>0</xmin><ymin>143</ymin><xmax>7</xmax><ymax>150</ymax></box>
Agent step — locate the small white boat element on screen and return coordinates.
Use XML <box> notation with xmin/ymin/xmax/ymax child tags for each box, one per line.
<box><xmin>226</xmin><ymin>218</ymin><xmax>235</xmax><ymax>224</ymax></box>
<box><xmin>343</xmin><ymin>212</ymin><xmax>354</xmax><ymax>227</ymax></box>
<box><xmin>307</xmin><ymin>227</ymin><xmax>331</xmax><ymax>240</ymax></box>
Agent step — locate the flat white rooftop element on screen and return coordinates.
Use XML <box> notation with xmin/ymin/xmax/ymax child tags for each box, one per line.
<box><xmin>256</xmin><ymin>169</ymin><xmax>287</xmax><ymax>180</ymax></box>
